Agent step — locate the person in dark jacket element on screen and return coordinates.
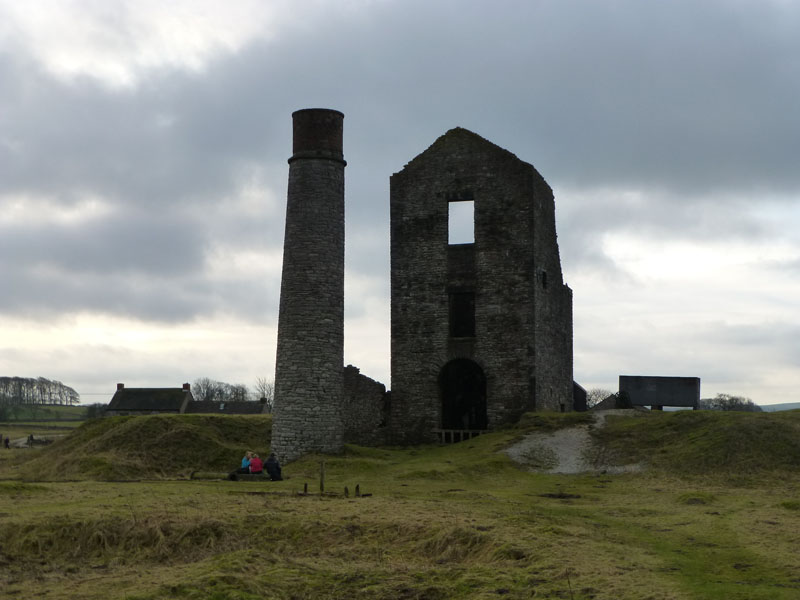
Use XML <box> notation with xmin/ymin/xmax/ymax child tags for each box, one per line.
<box><xmin>265</xmin><ymin>453</ymin><xmax>282</xmax><ymax>481</ymax></box>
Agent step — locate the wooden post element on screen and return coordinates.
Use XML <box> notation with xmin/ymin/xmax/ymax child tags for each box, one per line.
<box><xmin>344</xmin><ymin>486</ymin><xmax>349</xmax><ymax>498</ymax></box>
<box><xmin>320</xmin><ymin>460</ymin><xmax>325</xmax><ymax>494</ymax></box>
<box><xmin>304</xmin><ymin>482</ymin><xmax>308</xmax><ymax>495</ymax></box>
<box><xmin>355</xmin><ymin>484</ymin><xmax>360</xmax><ymax>497</ymax></box>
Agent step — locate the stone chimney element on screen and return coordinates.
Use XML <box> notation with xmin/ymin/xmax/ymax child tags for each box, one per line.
<box><xmin>273</xmin><ymin>108</ymin><xmax>346</xmax><ymax>462</ymax></box>
<box><xmin>116</xmin><ymin>383</ymin><xmax>124</xmax><ymax>391</ymax></box>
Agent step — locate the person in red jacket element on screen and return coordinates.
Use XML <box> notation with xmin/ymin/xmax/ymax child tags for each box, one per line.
<box><xmin>249</xmin><ymin>453</ymin><xmax>263</xmax><ymax>474</ymax></box>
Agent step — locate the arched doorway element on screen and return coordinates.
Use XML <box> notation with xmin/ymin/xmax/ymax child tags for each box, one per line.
<box><xmin>439</xmin><ymin>358</ymin><xmax>487</xmax><ymax>430</ymax></box>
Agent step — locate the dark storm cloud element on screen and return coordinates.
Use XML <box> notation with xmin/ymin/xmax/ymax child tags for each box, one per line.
<box><xmin>1</xmin><ymin>0</ymin><xmax>798</xmax><ymax>325</ymax></box>
<box><xmin>258</xmin><ymin>0</ymin><xmax>800</xmax><ymax>196</ymax></box>
<box><xmin>0</xmin><ymin>46</ymin><xmax>287</xmax><ymax>321</ymax></box>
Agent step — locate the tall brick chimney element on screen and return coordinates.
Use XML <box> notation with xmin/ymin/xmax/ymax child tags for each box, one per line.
<box><xmin>272</xmin><ymin>109</ymin><xmax>346</xmax><ymax>462</ymax></box>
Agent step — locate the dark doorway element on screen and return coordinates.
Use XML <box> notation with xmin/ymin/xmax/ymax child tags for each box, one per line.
<box><xmin>439</xmin><ymin>359</ymin><xmax>487</xmax><ymax>430</ymax></box>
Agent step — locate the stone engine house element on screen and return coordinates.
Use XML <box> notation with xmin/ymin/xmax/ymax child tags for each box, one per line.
<box><xmin>272</xmin><ymin>110</ymin><xmax>573</xmax><ymax>460</ymax></box>
<box><xmin>389</xmin><ymin>128</ymin><xmax>573</xmax><ymax>443</ymax></box>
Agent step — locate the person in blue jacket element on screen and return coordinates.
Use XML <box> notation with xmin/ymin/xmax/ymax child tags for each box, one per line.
<box><xmin>238</xmin><ymin>451</ymin><xmax>253</xmax><ymax>473</ymax></box>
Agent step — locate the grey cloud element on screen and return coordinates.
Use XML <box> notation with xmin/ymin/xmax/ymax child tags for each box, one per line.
<box><xmin>2</xmin><ymin>0</ymin><xmax>799</xmax><ymax>328</ymax></box>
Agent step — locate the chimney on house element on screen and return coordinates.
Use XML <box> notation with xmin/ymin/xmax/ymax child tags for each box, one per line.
<box><xmin>182</xmin><ymin>383</ymin><xmax>191</xmax><ymax>392</ymax></box>
<box><xmin>116</xmin><ymin>383</ymin><xmax>124</xmax><ymax>391</ymax></box>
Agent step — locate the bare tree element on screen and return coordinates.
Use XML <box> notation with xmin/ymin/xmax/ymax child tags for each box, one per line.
<box><xmin>228</xmin><ymin>384</ymin><xmax>250</xmax><ymax>402</ymax></box>
<box><xmin>254</xmin><ymin>377</ymin><xmax>274</xmax><ymax>412</ymax></box>
<box><xmin>587</xmin><ymin>388</ymin><xmax>613</xmax><ymax>409</ymax></box>
<box><xmin>192</xmin><ymin>378</ymin><xmax>256</xmax><ymax>403</ymax></box>
<box><xmin>192</xmin><ymin>377</ymin><xmax>224</xmax><ymax>402</ymax></box>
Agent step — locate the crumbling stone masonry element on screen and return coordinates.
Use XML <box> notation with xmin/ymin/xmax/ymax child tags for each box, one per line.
<box><xmin>388</xmin><ymin>128</ymin><xmax>573</xmax><ymax>444</ymax></box>
<box><xmin>272</xmin><ymin>109</ymin><xmax>346</xmax><ymax>462</ymax></box>
<box><xmin>342</xmin><ymin>365</ymin><xmax>389</xmax><ymax>446</ymax></box>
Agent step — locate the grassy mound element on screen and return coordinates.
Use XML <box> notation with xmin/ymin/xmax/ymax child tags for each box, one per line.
<box><xmin>7</xmin><ymin>409</ymin><xmax>800</xmax><ymax>483</ymax></box>
<box><xmin>592</xmin><ymin>409</ymin><xmax>800</xmax><ymax>476</ymax></box>
<box><xmin>9</xmin><ymin>414</ymin><xmax>272</xmax><ymax>480</ymax></box>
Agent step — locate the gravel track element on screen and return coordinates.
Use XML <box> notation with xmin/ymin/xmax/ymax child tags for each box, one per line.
<box><xmin>504</xmin><ymin>410</ymin><xmax>644</xmax><ymax>474</ymax></box>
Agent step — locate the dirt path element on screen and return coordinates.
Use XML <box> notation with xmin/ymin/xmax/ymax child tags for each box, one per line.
<box><xmin>504</xmin><ymin>410</ymin><xmax>643</xmax><ymax>474</ymax></box>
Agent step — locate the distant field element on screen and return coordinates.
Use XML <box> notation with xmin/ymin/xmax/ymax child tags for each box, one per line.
<box><xmin>1</xmin><ymin>411</ymin><xmax>799</xmax><ymax>599</ymax></box>
<box><xmin>1</xmin><ymin>403</ymin><xmax>88</xmax><ymax>422</ymax></box>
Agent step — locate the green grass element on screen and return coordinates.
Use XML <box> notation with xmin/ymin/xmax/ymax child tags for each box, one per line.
<box><xmin>1</xmin><ymin>411</ymin><xmax>799</xmax><ymax>599</ymax></box>
<box><xmin>591</xmin><ymin>409</ymin><xmax>800</xmax><ymax>478</ymax></box>
<box><xmin>1</xmin><ymin>404</ymin><xmax>87</xmax><ymax>422</ymax></box>
<box><xmin>4</xmin><ymin>414</ymin><xmax>273</xmax><ymax>480</ymax></box>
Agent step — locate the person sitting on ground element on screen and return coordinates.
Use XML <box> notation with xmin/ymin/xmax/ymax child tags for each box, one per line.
<box><xmin>227</xmin><ymin>451</ymin><xmax>253</xmax><ymax>480</ymax></box>
<box><xmin>236</xmin><ymin>451</ymin><xmax>253</xmax><ymax>474</ymax></box>
<box><xmin>249</xmin><ymin>453</ymin><xmax>263</xmax><ymax>474</ymax></box>
<box><xmin>265</xmin><ymin>452</ymin><xmax>282</xmax><ymax>481</ymax></box>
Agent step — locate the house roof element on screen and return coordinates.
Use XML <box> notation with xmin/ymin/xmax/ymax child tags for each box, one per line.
<box><xmin>107</xmin><ymin>388</ymin><xmax>191</xmax><ymax>412</ymax></box>
<box><xmin>183</xmin><ymin>400</ymin><xmax>266</xmax><ymax>415</ymax></box>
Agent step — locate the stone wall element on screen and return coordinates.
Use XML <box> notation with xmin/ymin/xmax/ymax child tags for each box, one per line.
<box><xmin>342</xmin><ymin>365</ymin><xmax>389</xmax><ymax>446</ymax></box>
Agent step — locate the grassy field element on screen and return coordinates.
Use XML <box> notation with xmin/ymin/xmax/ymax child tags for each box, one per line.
<box><xmin>1</xmin><ymin>404</ymin><xmax>87</xmax><ymax>422</ymax></box>
<box><xmin>0</xmin><ymin>411</ymin><xmax>799</xmax><ymax>599</ymax></box>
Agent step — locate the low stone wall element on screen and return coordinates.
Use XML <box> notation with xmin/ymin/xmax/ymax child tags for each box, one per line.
<box><xmin>342</xmin><ymin>365</ymin><xmax>389</xmax><ymax>446</ymax></box>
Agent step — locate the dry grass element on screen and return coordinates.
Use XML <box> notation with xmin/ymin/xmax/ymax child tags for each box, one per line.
<box><xmin>1</xmin><ymin>411</ymin><xmax>800</xmax><ymax>598</ymax></box>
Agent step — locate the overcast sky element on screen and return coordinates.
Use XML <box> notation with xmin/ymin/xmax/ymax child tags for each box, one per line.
<box><xmin>1</xmin><ymin>0</ymin><xmax>798</xmax><ymax>405</ymax></box>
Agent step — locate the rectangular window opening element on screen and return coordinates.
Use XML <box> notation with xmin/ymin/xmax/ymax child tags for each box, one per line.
<box><xmin>449</xmin><ymin>292</ymin><xmax>475</xmax><ymax>338</ymax></box>
<box><xmin>448</xmin><ymin>200</ymin><xmax>474</xmax><ymax>245</ymax></box>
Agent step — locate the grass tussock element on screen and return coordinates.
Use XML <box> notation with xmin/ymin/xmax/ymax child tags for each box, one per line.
<box><xmin>1</xmin><ymin>513</ymin><xmax>236</xmax><ymax>566</ymax></box>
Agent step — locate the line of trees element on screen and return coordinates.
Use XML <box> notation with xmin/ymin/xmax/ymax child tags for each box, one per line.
<box><xmin>698</xmin><ymin>393</ymin><xmax>762</xmax><ymax>412</ymax></box>
<box><xmin>586</xmin><ymin>387</ymin><xmax>761</xmax><ymax>412</ymax></box>
<box><xmin>192</xmin><ymin>377</ymin><xmax>274</xmax><ymax>412</ymax></box>
<box><xmin>0</xmin><ymin>376</ymin><xmax>80</xmax><ymax>406</ymax></box>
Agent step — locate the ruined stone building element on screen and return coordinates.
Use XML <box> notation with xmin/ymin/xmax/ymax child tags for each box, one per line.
<box><xmin>389</xmin><ymin>128</ymin><xmax>573</xmax><ymax>444</ymax></box>
<box><xmin>272</xmin><ymin>110</ymin><xmax>573</xmax><ymax>460</ymax></box>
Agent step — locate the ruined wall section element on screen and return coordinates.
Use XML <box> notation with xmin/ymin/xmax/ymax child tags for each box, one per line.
<box><xmin>390</xmin><ymin>153</ymin><xmax>450</xmax><ymax>443</ymax></box>
<box><xmin>272</xmin><ymin>109</ymin><xmax>346</xmax><ymax>462</ymax></box>
<box><xmin>342</xmin><ymin>365</ymin><xmax>389</xmax><ymax>446</ymax></box>
<box><xmin>531</xmin><ymin>175</ymin><xmax>574</xmax><ymax>411</ymax></box>
<box><xmin>471</xmin><ymin>144</ymin><xmax>541</xmax><ymax>425</ymax></box>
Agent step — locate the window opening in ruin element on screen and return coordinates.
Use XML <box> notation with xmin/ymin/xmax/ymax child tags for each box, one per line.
<box><xmin>439</xmin><ymin>358</ymin><xmax>487</xmax><ymax>430</ymax></box>
<box><xmin>449</xmin><ymin>292</ymin><xmax>475</xmax><ymax>338</ymax></box>
<box><xmin>448</xmin><ymin>200</ymin><xmax>474</xmax><ymax>245</ymax></box>
<box><xmin>541</xmin><ymin>270</ymin><xmax>548</xmax><ymax>289</ymax></box>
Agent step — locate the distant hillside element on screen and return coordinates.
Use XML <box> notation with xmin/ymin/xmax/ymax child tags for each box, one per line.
<box><xmin>13</xmin><ymin>414</ymin><xmax>272</xmax><ymax>480</ymax></box>
<box><xmin>759</xmin><ymin>402</ymin><xmax>800</xmax><ymax>412</ymax></box>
